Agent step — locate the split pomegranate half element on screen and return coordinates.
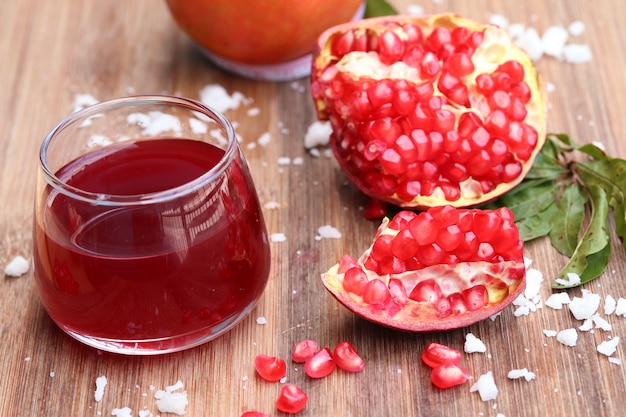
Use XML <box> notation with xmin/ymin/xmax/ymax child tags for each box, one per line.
<box><xmin>321</xmin><ymin>206</ymin><xmax>526</xmax><ymax>331</ymax></box>
<box><xmin>311</xmin><ymin>13</ymin><xmax>546</xmax><ymax>208</ymax></box>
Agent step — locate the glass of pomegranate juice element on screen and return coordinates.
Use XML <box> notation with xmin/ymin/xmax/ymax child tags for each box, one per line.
<box><xmin>33</xmin><ymin>96</ymin><xmax>271</xmax><ymax>355</ymax></box>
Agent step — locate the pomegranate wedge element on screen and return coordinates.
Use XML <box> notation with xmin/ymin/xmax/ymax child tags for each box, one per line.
<box><xmin>311</xmin><ymin>14</ymin><xmax>546</xmax><ymax>208</ymax></box>
<box><xmin>321</xmin><ymin>206</ymin><xmax>526</xmax><ymax>331</ymax></box>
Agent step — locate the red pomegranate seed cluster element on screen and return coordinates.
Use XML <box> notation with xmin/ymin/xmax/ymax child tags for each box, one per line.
<box><xmin>422</xmin><ymin>342</ymin><xmax>470</xmax><ymax>389</ymax></box>
<box><xmin>335</xmin><ymin>206</ymin><xmax>524</xmax><ymax>320</ymax></box>
<box><xmin>244</xmin><ymin>340</ymin><xmax>364</xmax><ymax>416</ymax></box>
<box><xmin>312</xmin><ymin>20</ymin><xmax>540</xmax><ymax>204</ymax></box>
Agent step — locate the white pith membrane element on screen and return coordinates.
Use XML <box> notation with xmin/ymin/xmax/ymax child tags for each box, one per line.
<box><xmin>321</xmin><ymin>216</ymin><xmax>526</xmax><ymax>331</ymax></box>
<box><xmin>316</xmin><ymin>15</ymin><xmax>546</xmax><ymax>207</ymax></box>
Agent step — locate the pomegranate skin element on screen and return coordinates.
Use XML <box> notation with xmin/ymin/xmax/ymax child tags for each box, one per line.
<box><xmin>165</xmin><ymin>0</ymin><xmax>365</xmax><ymax>66</ymax></box>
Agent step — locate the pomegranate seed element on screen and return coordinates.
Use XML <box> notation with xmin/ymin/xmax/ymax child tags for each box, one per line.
<box><xmin>292</xmin><ymin>340</ymin><xmax>319</xmax><ymax>363</ymax></box>
<box><xmin>475</xmin><ymin>73</ymin><xmax>495</xmax><ymax>94</ymax></box>
<box><xmin>331</xmin><ymin>30</ymin><xmax>355</xmax><ymax>58</ymax></box>
<box><xmin>509</xmin><ymin>97</ymin><xmax>528</xmax><ymax>121</ymax></box>
<box><xmin>477</xmin><ymin>242</ymin><xmax>495</xmax><ymax>260</ymax></box>
<box><xmin>492</xmin><ymin>72</ymin><xmax>511</xmax><ymax>90</ymax></box>
<box><xmin>393</xmin><ymin>89</ymin><xmax>418</xmax><ymax>115</ymax></box>
<box><xmin>396</xmin><ymin>180</ymin><xmax>421</xmax><ymax>202</ymax></box>
<box><xmin>466</xmin><ymin>150</ymin><xmax>492</xmax><ymax>176</ymax></box>
<box><xmin>255</xmin><ymin>354</ymin><xmax>287</xmax><ymax>382</ymax></box>
<box><xmin>438</xmin><ymin>71</ymin><xmax>460</xmax><ymax>94</ymax></box>
<box><xmin>379</xmin><ymin>30</ymin><xmax>405</xmax><ymax>64</ymax></box>
<box><xmin>420</xmin><ymin>51</ymin><xmax>441</xmax><ymax>79</ymax></box>
<box><xmin>430</xmin><ymin>205</ymin><xmax>459</xmax><ymax>226</ymax></box>
<box><xmin>380</xmin><ymin>148</ymin><xmax>404</xmax><ymax>175</ymax></box>
<box><xmin>388</xmin><ymin>278</ymin><xmax>409</xmax><ymax>306</ymax></box>
<box><xmin>387</xmin><ymin>210</ymin><xmax>418</xmax><ymax>229</ymax></box>
<box><xmin>431</xmin><ymin>364</ymin><xmax>471</xmax><ymax>389</ymax></box>
<box><xmin>363</xmin><ymin>139</ymin><xmax>387</xmax><ymax>161</ymax></box>
<box><xmin>414</xmin><ymin>81</ymin><xmax>435</xmax><ymax>101</ymax></box>
<box><xmin>489</xmin><ymin>90</ymin><xmax>511</xmax><ymax>111</ymax></box>
<box><xmin>427</xmin><ymin>27</ymin><xmax>452</xmax><ymax>53</ymax></box>
<box><xmin>436</xmin><ymin>224</ymin><xmax>462</xmax><ymax>252</ymax></box>
<box><xmin>442</xmin><ymin>162</ymin><xmax>469</xmax><ymax>182</ymax></box>
<box><xmin>391</xmin><ymin>228</ymin><xmax>420</xmax><ymax>260</ymax></box>
<box><xmin>408</xmin><ymin>212</ymin><xmax>438</xmax><ymax>245</ymax></box>
<box><xmin>337</xmin><ymin>255</ymin><xmax>358</xmax><ymax>273</ymax></box>
<box><xmin>462</xmin><ymin>285</ymin><xmax>489</xmax><ymax>310</ymax></box>
<box><xmin>446</xmin><ymin>52</ymin><xmax>475</xmax><ymax>77</ymax></box>
<box><xmin>447</xmin><ymin>84</ymin><xmax>470</xmax><ymax>106</ymax></box>
<box><xmin>304</xmin><ymin>347</ymin><xmax>336</xmax><ymax>378</ymax></box>
<box><xmin>363</xmin><ymin>198</ymin><xmax>387</xmax><ymax>220</ymax></box>
<box><xmin>409</xmin><ymin>279</ymin><xmax>443</xmax><ymax>303</ymax></box>
<box><xmin>473</xmin><ymin>211</ymin><xmax>502</xmax><ymax>241</ymax></box>
<box><xmin>510</xmin><ymin>81</ymin><xmax>531</xmax><ymax>103</ymax></box>
<box><xmin>241</xmin><ymin>411</ymin><xmax>270</xmax><ymax>417</ymax></box>
<box><xmin>276</xmin><ymin>383</ymin><xmax>308</xmax><ymax>414</ymax></box>
<box><xmin>434</xmin><ymin>109</ymin><xmax>456</xmax><ymax>132</ymax></box>
<box><xmin>497</xmin><ymin>60</ymin><xmax>525</xmax><ymax>84</ymax></box>
<box><xmin>343</xmin><ymin>267</ymin><xmax>368</xmax><ymax>295</ymax></box>
<box><xmin>402</xmin><ymin>23</ymin><xmax>424</xmax><ymax>44</ymax></box>
<box><xmin>362</xmin><ymin>279</ymin><xmax>391</xmax><ymax>306</ymax></box>
<box><xmin>368</xmin><ymin>117</ymin><xmax>402</xmax><ymax>145</ymax></box>
<box><xmin>422</xmin><ymin>342</ymin><xmax>463</xmax><ymax>368</ymax></box>
<box><xmin>367</xmin><ymin>31</ymin><xmax>379</xmax><ymax>52</ymax></box>
<box><xmin>451</xmin><ymin>26</ymin><xmax>472</xmax><ymax>46</ymax></box>
<box><xmin>333</xmin><ymin>341</ymin><xmax>365</xmax><ymax>373</ymax></box>
<box><xmin>443</xmin><ymin>130</ymin><xmax>461</xmax><ymax>152</ymax></box>
<box><xmin>411</xmin><ymin>129</ymin><xmax>432</xmax><ymax>161</ymax></box>
<box><xmin>371</xmin><ymin>234</ymin><xmax>394</xmax><ymax>262</ymax></box>
<box><xmin>485</xmin><ymin>109</ymin><xmax>509</xmax><ymax>136</ymax></box>
<box><xmin>394</xmin><ymin>134</ymin><xmax>418</xmax><ymax>160</ymax></box>
<box><xmin>448</xmin><ymin>292</ymin><xmax>468</xmax><ymax>314</ymax></box>
<box><xmin>367</xmin><ymin>81</ymin><xmax>394</xmax><ymax>108</ymax></box>
<box><xmin>403</xmin><ymin>43</ymin><xmax>426</xmax><ymax>67</ymax></box>
<box><xmin>457</xmin><ymin>111</ymin><xmax>481</xmax><ymax>137</ymax></box>
<box><xmin>434</xmin><ymin>296</ymin><xmax>453</xmax><ymax>318</ymax></box>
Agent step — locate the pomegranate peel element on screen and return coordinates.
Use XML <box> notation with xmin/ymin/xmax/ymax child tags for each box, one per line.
<box><xmin>311</xmin><ymin>13</ymin><xmax>547</xmax><ymax>209</ymax></box>
<box><xmin>321</xmin><ymin>206</ymin><xmax>526</xmax><ymax>332</ymax></box>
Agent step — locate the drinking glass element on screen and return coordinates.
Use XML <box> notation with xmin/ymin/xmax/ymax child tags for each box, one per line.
<box><xmin>33</xmin><ymin>96</ymin><xmax>271</xmax><ymax>355</ymax></box>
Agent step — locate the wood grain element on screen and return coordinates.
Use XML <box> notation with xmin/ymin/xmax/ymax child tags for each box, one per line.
<box><xmin>1</xmin><ymin>1</ymin><xmax>625</xmax><ymax>416</ymax></box>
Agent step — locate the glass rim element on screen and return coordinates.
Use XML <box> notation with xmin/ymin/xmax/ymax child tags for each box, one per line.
<box><xmin>39</xmin><ymin>95</ymin><xmax>238</xmax><ymax>206</ymax></box>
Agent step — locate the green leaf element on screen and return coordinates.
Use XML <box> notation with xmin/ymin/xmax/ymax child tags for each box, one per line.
<box><xmin>496</xmin><ymin>180</ymin><xmax>561</xmax><ymax>222</ymax></box>
<box><xmin>364</xmin><ymin>0</ymin><xmax>398</xmax><ymax>18</ymax></box>
<box><xmin>517</xmin><ymin>204</ymin><xmax>558</xmax><ymax>241</ymax></box>
<box><xmin>549</xmin><ymin>184</ymin><xmax>587</xmax><ymax>257</ymax></box>
<box><xmin>524</xmin><ymin>150</ymin><xmax>568</xmax><ymax>180</ymax></box>
<box><xmin>577</xmin><ymin>158</ymin><xmax>626</xmax><ymax>250</ymax></box>
<box><xmin>552</xmin><ymin>184</ymin><xmax>611</xmax><ymax>288</ymax></box>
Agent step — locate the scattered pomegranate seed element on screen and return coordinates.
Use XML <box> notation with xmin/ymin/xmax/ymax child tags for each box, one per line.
<box><xmin>254</xmin><ymin>354</ymin><xmax>287</xmax><ymax>382</ymax></box>
<box><xmin>241</xmin><ymin>412</ymin><xmax>270</xmax><ymax>417</ymax></box>
<box><xmin>333</xmin><ymin>341</ymin><xmax>365</xmax><ymax>373</ymax></box>
<box><xmin>304</xmin><ymin>347</ymin><xmax>336</xmax><ymax>378</ymax></box>
<box><xmin>421</xmin><ymin>342</ymin><xmax>463</xmax><ymax>368</ymax></box>
<box><xmin>291</xmin><ymin>339</ymin><xmax>319</xmax><ymax>363</ymax></box>
<box><xmin>431</xmin><ymin>363</ymin><xmax>471</xmax><ymax>389</ymax></box>
<box><xmin>276</xmin><ymin>383</ymin><xmax>308</xmax><ymax>414</ymax></box>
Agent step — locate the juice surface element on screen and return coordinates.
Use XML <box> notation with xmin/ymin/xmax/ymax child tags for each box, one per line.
<box><xmin>33</xmin><ymin>139</ymin><xmax>270</xmax><ymax>343</ymax></box>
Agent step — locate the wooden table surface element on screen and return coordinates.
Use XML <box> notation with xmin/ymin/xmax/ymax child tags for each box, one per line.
<box><xmin>2</xmin><ymin>1</ymin><xmax>625</xmax><ymax>416</ymax></box>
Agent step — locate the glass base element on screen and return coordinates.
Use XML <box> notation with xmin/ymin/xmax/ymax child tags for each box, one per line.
<box><xmin>58</xmin><ymin>303</ymin><xmax>257</xmax><ymax>355</ymax></box>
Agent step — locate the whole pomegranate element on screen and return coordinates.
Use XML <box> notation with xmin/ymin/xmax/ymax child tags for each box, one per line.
<box><xmin>321</xmin><ymin>206</ymin><xmax>526</xmax><ymax>331</ymax></box>
<box><xmin>311</xmin><ymin>14</ymin><xmax>547</xmax><ymax>208</ymax></box>
<box><xmin>165</xmin><ymin>0</ymin><xmax>365</xmax><ymax>80</ymax></box>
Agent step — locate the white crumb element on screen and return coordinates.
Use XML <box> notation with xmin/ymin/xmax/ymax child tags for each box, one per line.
<box><xmin>94</xmin><ymin>375</ymin><xmax>107</xmax><ymax>402</ymax></box>
<box><xmin>4</xmin><ymin>256</ymin><xmax>30</xmax><ymax>277</ymax></box>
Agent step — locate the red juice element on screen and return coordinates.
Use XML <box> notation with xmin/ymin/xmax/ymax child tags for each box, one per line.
<box><xmin>33</xmin><ymin>138</ymin><xmax>270</xmax><ymax>350</ymax></box>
